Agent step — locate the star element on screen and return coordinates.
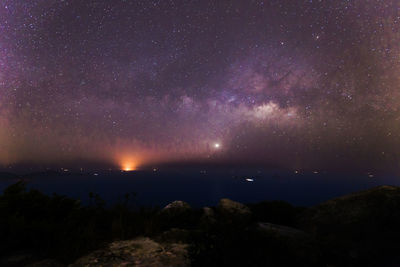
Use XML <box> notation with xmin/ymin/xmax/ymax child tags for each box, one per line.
<box><xmin>0</xmin><ymin>0</ymin><xmax>397</xmax><ymax>171</ymax></box>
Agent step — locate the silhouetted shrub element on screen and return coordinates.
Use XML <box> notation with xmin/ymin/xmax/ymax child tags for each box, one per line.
<box><xmin>0</xmin><ymin>181</ymin><xmax>161</xmax><ymax>264</ymax></box>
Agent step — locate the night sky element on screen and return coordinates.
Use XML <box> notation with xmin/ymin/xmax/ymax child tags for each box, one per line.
<box><xmin>1</xmin><ymin>0</ymin><xmax>400</xmax><ymax>171</ymax></box>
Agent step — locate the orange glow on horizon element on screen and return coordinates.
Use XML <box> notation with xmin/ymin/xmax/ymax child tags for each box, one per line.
<box><xmin>119</xmin><ymin>157</ymin><xmax>139</xmax><ymax>171</ymax></box>
<box><xmin>122</xmin><ymin>161</ymin><xmax>137</xmax><ymax>171</ymax></box>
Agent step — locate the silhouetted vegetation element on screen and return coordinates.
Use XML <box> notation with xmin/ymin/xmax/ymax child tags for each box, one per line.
<box><xmin>0</xmin><ymin>181</ymin><xmax>163</xmax><ymax>264</ymax></box>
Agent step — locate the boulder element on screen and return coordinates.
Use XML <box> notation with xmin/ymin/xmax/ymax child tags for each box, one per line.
<box><xmin>248</xmin><ymin>222</ymin><xmax>320</xmax><ymax>266</ymax></box>
<box><xmin>302</xmin><ymin>185</ymin><xmax>400</xmax><ymax>230</ymax></box>
<box><xmin>69</xmin><ymin>237</ymin><xmax>189</xmax><ymax>267</ymax></box>
<box><xmin>201</xmin><ymin>207</ymin><xmax>216</xmax><ymax>221</ymax></box>
<box><xmin>202</xmin><ymin>207</ymin><xmax>215</xmax><ymax>218</ymax></box>
<box><xmin>300</xmin><ymin>185</ymin><xmax>400</xmax><ymax>266</ymax></box>
<box><xmin>217</xmin><ymin>198</ymin><xmax>251</xmax><ymax>217</ymax></box>
<box><xmin>162</xmin><ymin>201</ymin><xmax>191</xmax><ymax>214</ymax></box>
<box><xmin>160</xmin><ymin>200</ymin><xmax>195</xmax><ymax>229</ymax></box>
<box><xmin>198</xmin><ymin>207</ymin><xmax>217</xmax><ymax>228</ymax></box>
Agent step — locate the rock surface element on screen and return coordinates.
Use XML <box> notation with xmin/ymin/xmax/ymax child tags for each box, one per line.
<box><xmin>157</xmin><ymin>228</ymin><xmax>191</xmax><ymax>244</ymax></box>
<box><xmin>217</xmin><ymin>198</ymin><xmax>251</xmax><ymax>217</ymax></box>
<box><xmin>302</xmin><ymin>185</ymin><xmax>400</xmax><ymax>229</ymax></box>
<box><xmin>202</xmin><ymin>207</ymin><xmax>215</xmax><ymax>218</ymax></box>
<box><xmin>69</xmin><ymin>237</ymin><xmax>189</xmax><ymax>267</ymax></box>
<box><xmin>163</xmin><ymin>201</ymin><xmax>191</xmax><ymax>213</ymax></box>
<box><xmin>200</xmin><ymin>207</ymin><xmax>216</xmax><ymax>223</ymax></box>
<box><xmin>300</xmin><ymin>185</ymin><xmax>400</xmax><ymax>266</ymax></box>
<box><xmin>257</xmin><ymin>222</ymin><xmax>308</xmax><ymax>238</ymax></box>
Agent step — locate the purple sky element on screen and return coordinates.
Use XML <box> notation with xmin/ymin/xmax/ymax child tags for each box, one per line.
<box><xmin>0</xmin><ymin>0</ymin><xmax>400</xmax><ymax>171</ymax></box>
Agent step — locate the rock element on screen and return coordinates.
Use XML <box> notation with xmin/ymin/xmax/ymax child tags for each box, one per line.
<box><xmin>157</xmin><ymin>228</ymin><xmax>191</xmax><ymax>243</ymax></box>
<box><xmin>69</xmin><ymin>237</ymin><xmax>189</xmax><ymax>267</ymax></box>
<box><xmin>217</xmin><ymin>198</ymin><xmax>251</xmax><ymax>217</ymax></box>
<box><xmin>250</xmin><ymin>222</ymin><xmax>320</xmax><ymax>265</ymax></box>
<box><xmin>162</xmin><ymin>201</ymin><xmax>191</xmax><ymax>213</ymax></box>
<box><xmin>216</xmin><ymin>198</ymin><xmax>252</xmax><ymax>225</ymax></box>
<box><xmin>201</xmin><ymin>207</ymin><xmax>216</xmax><ymax>222</ymax></box>
<box><xmin>198</xmin><ymin>207</ymin><xmax>217</xmax><ymax>230</ymax></box>
<box><xmin>202</xmin><ymin>207</ymin><xmax>215</xmax><ymax>218</ymax></box>
<box><xmin>300</xmin><ymin>185</ymin><xmax>400</xmax><ymax>266</ymax></box>
<box><xmin>257</xmin><ymin>222</ymin><xmax>309</xmax><ymax>239</ymax></box>
<box><xmin>302</xmin><ymin>185</ymin><xmax>400</xmax><ymax>230</ymax></box>
<box><xmin>160</xmin><ymin>200</ymin><xmax>195</xmax><ymax>229</ymax></box>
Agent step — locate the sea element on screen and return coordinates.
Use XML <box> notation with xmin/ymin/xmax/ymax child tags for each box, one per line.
<box><xmin>0</xmin><ymin>167</ymin><xmax>398</xmax><ymax>207</ymax></box>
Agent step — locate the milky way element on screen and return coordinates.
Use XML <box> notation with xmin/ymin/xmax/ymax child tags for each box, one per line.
<box><xmin>0</xmin><ymin>0</ymin><xmax>399</xmax><ymax>171</ymax></box>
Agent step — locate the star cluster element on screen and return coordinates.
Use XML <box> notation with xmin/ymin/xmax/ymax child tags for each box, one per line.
<box><xmin>0</xmin><ymin>0</ymin><xmax>399</xmax><ymax>171</ymax></box>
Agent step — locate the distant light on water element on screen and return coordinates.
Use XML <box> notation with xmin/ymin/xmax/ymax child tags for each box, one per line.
<box><xmin>122</xmin><ymin>163</ymin><xmax>136</xmax><ymax>171</ymax></box>
<box><xmin>121</xmin><ymin>159</ymin><xmax>138</xmax><ymax>171</ymax></box>
<box><xmin>116</xmin><ymin>153</ymin><xmax>140</xmax><ymax>172</ymax></box>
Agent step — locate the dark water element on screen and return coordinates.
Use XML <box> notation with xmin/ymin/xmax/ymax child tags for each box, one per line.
<box><xmin>0</xmin><ymin>168</ymin><xmax>398</xmax><ymax>207</ymax></box>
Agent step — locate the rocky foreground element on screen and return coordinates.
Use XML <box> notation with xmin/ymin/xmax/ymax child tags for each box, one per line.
<box><xmin>2</xmin><ymin>185</ymin><xmax>400</xmax><ymax>266</ymax></box>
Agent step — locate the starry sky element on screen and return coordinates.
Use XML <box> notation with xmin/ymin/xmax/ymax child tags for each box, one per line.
<box><xmin>0</xmin><ymin>0</ymin><xmax>400</xmax><ymax>171</ymax></box>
